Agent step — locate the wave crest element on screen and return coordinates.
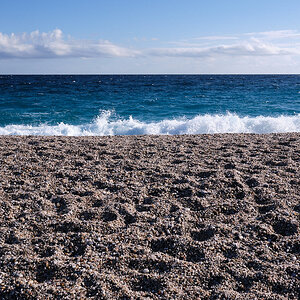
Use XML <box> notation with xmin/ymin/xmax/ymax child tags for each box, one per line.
<box><xmin>0</xmin><ymin>111</ymin><xmax>299</xmax><ymax>136</ymax></box>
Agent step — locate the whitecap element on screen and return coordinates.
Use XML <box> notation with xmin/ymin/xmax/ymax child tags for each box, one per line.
<box><xmin>0</xmin><ymin>111</ymin><xmax>299</xmax><ymax>136</ymax></box>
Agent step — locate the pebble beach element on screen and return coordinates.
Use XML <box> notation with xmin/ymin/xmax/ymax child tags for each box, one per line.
<box><xmin>0</xmin><ymin>133</ymin><xmax>299</xmax><ymax>299</ymax></box>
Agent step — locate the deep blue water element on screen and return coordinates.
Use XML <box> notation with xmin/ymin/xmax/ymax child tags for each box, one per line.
<box><xmin>0</xmin><ymin>75</ymin><xmax>299</xmax><ymax>135</ymax></box>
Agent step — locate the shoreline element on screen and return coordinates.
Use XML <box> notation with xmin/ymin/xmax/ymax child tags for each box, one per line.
<box><xmin>0</xmin><ymin>133</ymin><xmax>299</xmax><ymax>299</ymax></box>
<box><xmin>1</xmin><ymin>131</ymin><xmax>300</xmax><ymax>138</ymax></box>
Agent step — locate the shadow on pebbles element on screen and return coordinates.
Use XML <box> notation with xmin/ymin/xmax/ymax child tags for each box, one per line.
<box><xmin>0</xmin><ymin>133</ymin><xmax>299</xmax><ymax>299</ymax></box>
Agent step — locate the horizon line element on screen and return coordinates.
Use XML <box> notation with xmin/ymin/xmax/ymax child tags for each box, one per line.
<box><xmin>1</xmin><ymin>73</ymin><xmax>300</xmax><ymax>76</ymax></box>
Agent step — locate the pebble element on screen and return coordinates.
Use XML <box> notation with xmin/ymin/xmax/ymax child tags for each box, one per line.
<box><xmin>142</xmin><ymin>268</ymin><xmax>150</xmax><ymax>274</ymax></box>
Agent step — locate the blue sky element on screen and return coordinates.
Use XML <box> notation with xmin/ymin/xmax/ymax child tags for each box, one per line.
<box><xmin>1</xmin><ymin>0</ymin><xmax>300</xmax><ymax>73</ymax></box>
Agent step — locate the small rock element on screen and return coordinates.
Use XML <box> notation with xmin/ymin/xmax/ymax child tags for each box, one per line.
<box><xmin>245</xmin><ymin>177</ymin><xmax>259</xmax><ymax>188</ymax></box>
<box><xmin>273</xmin><ymin>219</ymin><xmax>298</xmax><ymax>236</ymax></box>
<box><xmin>86</xmin><ymin>240</ymin><xmax>93</xmax><ymax>246</ymax></box>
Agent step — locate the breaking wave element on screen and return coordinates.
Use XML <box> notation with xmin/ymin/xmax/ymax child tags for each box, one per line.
<box><xmin>0</xmin><ymin>111</ymin><xmax>299</xmax><ymax>136</ymax></box>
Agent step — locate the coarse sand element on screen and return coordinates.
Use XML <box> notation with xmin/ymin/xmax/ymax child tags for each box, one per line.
<box><xmin>0</xmin><ymin>133</ymin><xmax>299</xmax><ymax>299</ymax></box>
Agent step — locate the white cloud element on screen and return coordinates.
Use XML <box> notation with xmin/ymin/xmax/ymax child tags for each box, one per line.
<box><xmin>147</xmin><ymin>41</ymin><xmax>298</xmax><ymax>58</ymax></box>
<box><xmin>245</xmin><ymin>30</ymin><xmax>300</xmax><ymax>40</ymax></box>
<box><xmin>147</xmin><ymin>30</ymin><xmax>300</xmax><ymax>58</ymax></box>
<box><xmin>193</xmin><ymin>35</ymin><xmax>238</xmax><ymax>41</ymax></box>
<box><xmin>192</xmin><ymin>30</ymin><xmax>300</xmax><ymax>42</ymax></box>
<box><xmin>0</xmin><ymin>29</ymin><xmax>140</xmax><ymax>59</ymax></box>
<box><xmin>1</xmin><ymin>29</ymin><xmax>300</xmax><ymax>62</ymax></box>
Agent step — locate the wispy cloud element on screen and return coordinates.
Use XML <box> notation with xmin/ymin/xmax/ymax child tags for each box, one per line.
<box><xmin>193</xmin><ymin>35</ymin><xmax>238</xmax><ymax>41</ymax></box>
<box><xmin>0</xmin><ymin>29</ymin><xmax>140</xmax><ymax>59</ymax></box>
<box><xmin>147</xmin><ymin>30</ymin><xmax>300</xmax><ymax>58</ymax></box>
<box><xmin>244</xmin><ymin>30</ymin><xmax>300</xmax><ymax>40</ymax></box>
<box><xmin>147</xmin><ymin>41</ymin><xmax>298</xmax><ymax>58</ymax></box>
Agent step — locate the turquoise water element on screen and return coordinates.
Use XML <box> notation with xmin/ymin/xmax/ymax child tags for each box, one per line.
<box><xmin>0</xmin><ymin>75</ymin><xmax>299</xmax><ymax>135</ymax></box>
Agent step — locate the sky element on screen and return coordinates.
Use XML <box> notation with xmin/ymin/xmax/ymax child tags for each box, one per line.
<box><xmin>1</xmin><ymin>0</ymin><xmax>300</xmax><ymax>74</ymax></box>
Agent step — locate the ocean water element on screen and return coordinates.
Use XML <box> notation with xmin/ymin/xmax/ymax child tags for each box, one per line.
<box><xmin>0</xmin><ymin>74</ymin><xmax>299</xmax><ymax>135</ymax></box>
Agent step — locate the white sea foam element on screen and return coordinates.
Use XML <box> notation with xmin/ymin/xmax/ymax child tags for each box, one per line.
<box><xmin>0</xmin><ymin>111</ymin><xmax>299</xmax><ymax>136</ymax></box>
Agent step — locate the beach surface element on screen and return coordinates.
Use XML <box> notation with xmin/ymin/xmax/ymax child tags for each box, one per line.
<box><xmin>0</xmin><ymin>133</ymin><xmax>299</xmax><ymax>299</ymax></box>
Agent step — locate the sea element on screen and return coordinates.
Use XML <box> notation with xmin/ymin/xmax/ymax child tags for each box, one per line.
<box><xmin>0</xmin><ymin>74</ymin><xmax>299</xmax><ymax>136</ymax></box>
